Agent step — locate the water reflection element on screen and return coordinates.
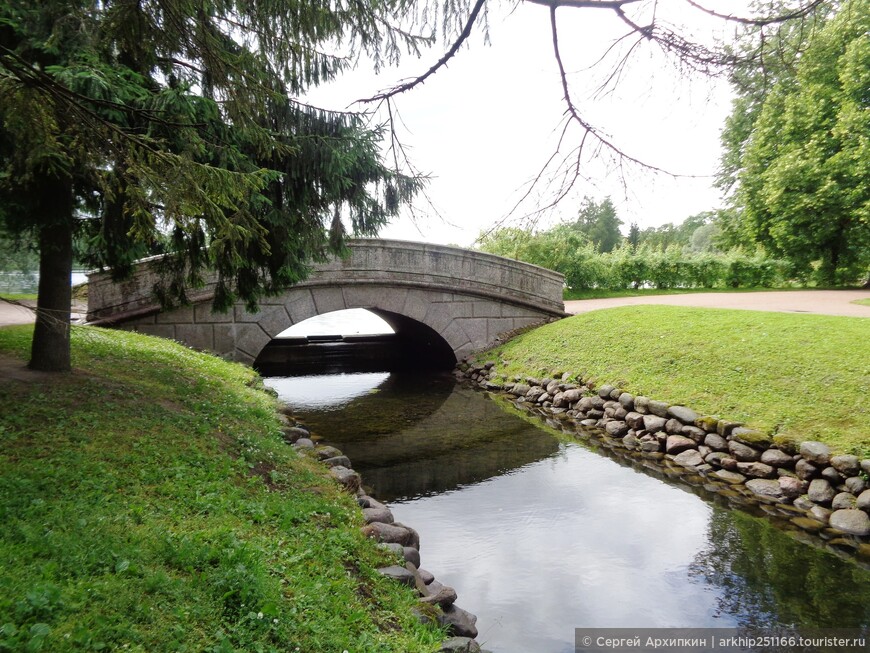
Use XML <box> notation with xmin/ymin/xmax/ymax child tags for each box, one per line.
<box><xmin>691</xmin><ymin>508</ymin><xmax>870</xmax><ymax>628</ymax></box>
<box><xmin>267</xmin><ymin>373</ymin><xmax>560</xmax><ymax>500</ymax></box>
<box><xmin>389</xmin><ymin>443</ymin><xmax>729</xmax><ymax>652</ymax></box>
<box><xmin>266</xmin><ymin>372</ymin><xmax>390</xmax><ymax>411</ymax></box>
<box><xmin>267</xmin><ymin>372</ymin><xmax>870</xmax><ymax>653</ymax></box>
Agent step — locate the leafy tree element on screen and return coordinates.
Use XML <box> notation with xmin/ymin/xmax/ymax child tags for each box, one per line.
<box><xmin>477</xmin><ymin>224</ymin><xmax>603</xmax><ymax>289</ymax></box>
<box><xmin>687</xmin><ymin>223</ymin><xmax>721</xmax><ymax>253</ymax></box>
<box><xmin>716</xmin><ymin>2</ymin><xmax>833</xmax><ymax>196</ymax></box>
<box><xmin>636</xmin><ymin>222</ymin><xmax>679</xmax><ymax>249</ymax></box>
<box><xmin>572</xmin><ymin>196</ymin><xmax>623</xmax><ymax>253</ymax></box>
<box><xmin>0</xmin><ymin>0</ymin><xmax>424</xmax><ymax>371</ymax></box>
<box><xmin>737</xmin><ymin>1</ymin><xmax>869</xmax><ymax>285</ymax></box>
<box><xmin>0</xmin><ymin>229</ymin><xmax>37</xmax><ymax>277</ymax></box>
<box><xmin>627</xmin><ymin>222</ymin><xmax>640</xmax><ymax>251</ymax></box>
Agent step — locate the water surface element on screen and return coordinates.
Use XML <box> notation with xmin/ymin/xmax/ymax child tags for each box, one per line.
<box><xmin>266</xmin><ymin>372</ymin><xmax>870</xmax><ymax>653</ymax></box>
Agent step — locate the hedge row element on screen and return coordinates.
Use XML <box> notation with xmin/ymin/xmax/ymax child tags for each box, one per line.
<box><xmin>560</xmin><ymin>246</ymin><xmax>790</xmax><ymax>290</ymax></box>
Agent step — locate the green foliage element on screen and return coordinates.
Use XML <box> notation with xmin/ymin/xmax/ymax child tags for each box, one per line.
<box><xmin>0</xmin><ymin>0</ymin><xmax>429</xmax><ymax>368</ymax></box>
<box><xmin>572</xmin><ymin>196</ymin><xmax>623</xmax><ymax>253</ymax></box>
<box><xmin>479</xmin><ymin>224</ymin><xmax>789</xmax><ymax>291</ymax></box>
<box><xmin>0</xmin><ymin>229</ymin><xmax>38</xmax><ymax>293</ymax></box>
<box><xmin>633</xmin><ymin>211</ymin><xmax>720</xmax><ymax>252</ymax></box>
<box><xmin>473</xmin><ymin>306</ymin><xmax>870</xmax><ymax>453</ymax></box>
<box><xmin>721</xmin><ymin>1</ymin><xmax>869</xmax><ymax>286</ymax></box>
<box><xmin>717</xmin><ymin>2</ymin><xmax>833</xmax><ymax>194</ymax></box>
<box><xmin>0</xmin><ymin>325</ymin><xmax>444</xmax><ymax>651</ymax></box>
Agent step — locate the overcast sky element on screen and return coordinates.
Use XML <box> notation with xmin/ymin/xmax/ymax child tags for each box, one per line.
<box><xmin>308</xmin><ymin>1</ymin><xmax>746</xmax><ymax>247</ymax></box>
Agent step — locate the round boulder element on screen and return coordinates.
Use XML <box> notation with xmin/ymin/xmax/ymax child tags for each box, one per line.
<box><xmin>666</xmin><ymin>435</ymin><xmax>697</xmax><ymax>455</ymax></box>
<box><xmin>647</xmin><ymin>400</ymin><xmax>670</xmax><ymax>418</ymax></box>
<box><xmin>746</xmin><ymin>479</ymin><xmax>784</xmax><ymax>500</ymax></box>
<box><xmin>778</xmin><ymin>476</ymin><xmax>804</xmax><ymax>499</ymax></box>
<box><xmin>728</xmin><ymin>441</ymin><xmax>761</xmax><ymax>462</ymax></box>
<box><xmin>799</xmin><ymin>441</ymin><xmax>831</xmax><ymax>466</ymax></box>
<box><xmin>795</xmin><ymin>459</ymin><xmax>818</xmax><ymax>480</ymax></box>
<box><xmin>673</xmin><ymin>449</ymin><xmax>704</xmax><ymax>468</ymax></box>
<box><xmin>736</xmin><ymin>462</ymin><xmax>776</xmax><ymax>479</ymax></box>
<box><xmin>760</xmin><ymin>449</ymin><xmax>794</xmax><ymax>468</ymax></box>
<box><xmin>667</xmin><ymin>405</ymin><xmax>699</xmax><ymax>424</ymax></box>
<box><xmin>605</xmin><ymin>421</ymin><xmax>630</xmax><ymax>438</ymax></box>
<box><xmin>830</xmin><ymin>455</ymin><xmax>861</xmax><ymax>477</ymax></box>
<box><xmin>704</xmin><ymin>433</ymin><xmax>729</xmax><ymax>452</ymax></box>
<box><xmin>440</xmin><ymin>637</ymin><xmax>481</xmax><ymax>653</ymax></box>
<box><xmin>329</xmin><ymin>465</ymin><xmax>361</xmax><ymax>492</ymax></box>
<box><xmin>807</xmin><ymin>478</ymin><xmax>835</xmax><ymax>505</ymax></box>
<box><xmin>830</xmin><ymin>509</ymin><xmax>870</xmax><ymax>537</ymax></box>
<box><xmin>438</xmin><ymin>605</ymin><xmax>479</xmax><ymax>639</ymax></box>
<box><xmin>832</xmin><ymin>492</ymin><xmax>857</xmax><ymax>511</ymax></box>
<box><xmin>643</xmin><ymin>414</ymin><xmax>668</xmax><ymax>433</ymax></box>
<box><xmin>846</xmin><ymin>476</ymin><xmax>867</xmax><ymax>495</ymax></box>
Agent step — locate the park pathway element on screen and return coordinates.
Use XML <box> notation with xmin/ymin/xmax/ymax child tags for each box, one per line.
<box><xmin>564</xmin><ymin>289</ymin><xmax>870</xmax><ymax>318</ymax></box>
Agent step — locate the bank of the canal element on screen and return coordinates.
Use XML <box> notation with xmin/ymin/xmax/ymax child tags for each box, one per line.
<box><xmin>0</xmin><ymin>325</ymin><xmax>446</xmax><ymax>652</ymax></box>
<box><xmin>477</xmin><ymin>305</ymin><xmax>869</xmax><ymax>454</ymax></box>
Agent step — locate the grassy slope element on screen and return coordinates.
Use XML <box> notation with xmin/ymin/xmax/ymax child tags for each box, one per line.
<box><xmin>0</xmin><ymin>326</ymin><xmax>442</xmax><ymax>653</ymax></box>
<box><xmin>476</xmin><ymin>306</ymin><xmax>870</xmax><ymax>455</ymax></box>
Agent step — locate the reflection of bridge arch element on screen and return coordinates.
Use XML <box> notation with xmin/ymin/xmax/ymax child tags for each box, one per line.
<box><xmin>86</xmin><ymin>239</ymin><xmax>565</xmax><ymax>364</ymax></box>
<box><xmin>293</xmin><ymin>374</ymin><xmax>561</xmax><ymax>501</ymax></box>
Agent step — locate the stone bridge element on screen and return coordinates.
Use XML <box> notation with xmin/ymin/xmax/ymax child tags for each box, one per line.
<box><xmin>86</xmin><ymin>239</ymin><xmax>565</xmax><ymax>366</ymax></box>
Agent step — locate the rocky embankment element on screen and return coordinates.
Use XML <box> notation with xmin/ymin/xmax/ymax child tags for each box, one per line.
<box><xmin>458</xmin><ymin>361</ymin><xmax>870</xmax><ymax>556</ymax></box>
<box><xmin>278</xmin><ymin>416</ymin><xmax>488</xmax><ymax>653</ymax></box>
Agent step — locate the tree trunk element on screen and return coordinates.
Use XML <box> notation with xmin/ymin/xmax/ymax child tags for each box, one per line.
<box><xmin>29</xmin><ymin>220</ymin><xmax>74</xmax><ymax>372</ymax></box>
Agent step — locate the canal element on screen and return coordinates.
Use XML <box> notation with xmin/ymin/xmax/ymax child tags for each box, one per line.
<box><xmin>265</xmin><ymin>370</ymin><xmax>870</xmax><ymax>653</ymax></box>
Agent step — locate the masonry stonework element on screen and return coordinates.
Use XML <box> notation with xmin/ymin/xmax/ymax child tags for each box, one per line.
<box><xmin>87</xmin><ymin>239</ymin><xmax>566</xmax><ymax>364</ymax></box>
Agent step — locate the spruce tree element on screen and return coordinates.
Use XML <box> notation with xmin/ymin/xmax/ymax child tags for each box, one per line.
<box><xmin>0</xmin><ymin>0</ymin><xmax>425</xmax><ymax>371</ymax></box>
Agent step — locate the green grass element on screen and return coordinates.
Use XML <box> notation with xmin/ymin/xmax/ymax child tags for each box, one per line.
<box><xmin>0</xmin><ymin>292</ymin><xmax>37</xmax><ymax>301</ymax></box>
<box><xmin>474</xmin><ymin>305</ymin><xmax>870</xmax><ymax>455</ymax></box>
<box><xmin>853</xmin><ymin>298</ymin><xmax>870</xmax><ymax>307</ymax></box>
<box><xmin>0</xmin><ymin>325</ymin><xmax>443</xmax><ymax>653</ymax></box>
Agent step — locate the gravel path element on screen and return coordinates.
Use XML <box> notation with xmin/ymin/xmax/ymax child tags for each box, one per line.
<box><xmin>0</xmin><ymin>299</ymin><xmax>37</xmax><ymax>326</ymax></box>
<box><xmin>564</xmin><ymin>290</ymin><xmax>870</xmax><ymax>318</ymax></box>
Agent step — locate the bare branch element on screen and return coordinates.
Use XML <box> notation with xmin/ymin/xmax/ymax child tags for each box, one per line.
<box><xmin>360</xmin><ymin>0</ymin><xmax>487</xmax><ymax>103</ymax></box>
<box><xmin>548</xmin><ymin>6</ymin><xmax>672</xmax><ymax>174</ymax></box>
<box><xmin>683</xmin><ymin>0</ymin><xmax>828</xmax><ymax>27</ymax></box>
<box><xmin>525</xmin><ymin>0</ymin><xmax>641</xmax><ymax>8</ymax></box>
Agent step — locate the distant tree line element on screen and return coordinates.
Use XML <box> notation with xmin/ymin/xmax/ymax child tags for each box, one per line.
<box><xmin>477</xmin><ymin>210</ymin><xmax>788</xmax><ymax>291</ymax></box>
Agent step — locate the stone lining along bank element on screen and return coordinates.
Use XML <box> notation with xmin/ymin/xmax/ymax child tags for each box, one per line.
<box><xmin>458</xmin><ymin>361</ymin><xmax>870</xmax><ymax>560</ymax></box>
<box><xmin>276</xmin><ymin>409</ymin><xmax>489</xmax><ymax>653</ymax></box>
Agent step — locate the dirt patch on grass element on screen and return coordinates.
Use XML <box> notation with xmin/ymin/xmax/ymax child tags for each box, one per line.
<box><xmin>0</xmin><ymin>353</ymin><xmax>70</xmax><ymax>385</ymax></box>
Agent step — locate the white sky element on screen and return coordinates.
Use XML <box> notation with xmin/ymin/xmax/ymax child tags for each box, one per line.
<box><xmin>307</xmin><ymin>1</ymin><xmax>747</xmax><ymax>247</ymax></box>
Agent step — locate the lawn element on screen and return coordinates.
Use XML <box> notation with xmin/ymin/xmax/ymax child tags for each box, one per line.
<box><xmin>0</xmin><ymin>325</ymin><xmax>443</xmax><ymax>652</ymax></box>
<box><xmin>476</xmin><ymin>305</ymin><xmax>870</xmax><ymax>454</ymax></box>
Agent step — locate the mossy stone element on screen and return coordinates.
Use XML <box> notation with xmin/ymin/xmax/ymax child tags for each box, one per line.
<box><xmin>731</xmin><ymin>427</ymin><xmax>773</xmax><ymax>447</ymax></box>
<box><xmin>695</xmin><ymin>415</ymin><xmax>720</xmax><ymax>433</ymax></box>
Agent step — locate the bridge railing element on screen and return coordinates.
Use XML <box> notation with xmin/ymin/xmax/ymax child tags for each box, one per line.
<box><xmin>87</xmin><ymin>239</ymin><xmax>566</xmax><ymax>322</ymax></box>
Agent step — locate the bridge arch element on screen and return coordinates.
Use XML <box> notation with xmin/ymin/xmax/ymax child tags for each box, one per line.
<box><xmin>86</xmin><ymin>239</ymin><xmax>566</xmax><ymax>364</ymax></box>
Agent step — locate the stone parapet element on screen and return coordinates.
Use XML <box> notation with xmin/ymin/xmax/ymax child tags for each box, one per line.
<box><xmin>86</xmin><ymin>239</ymin><xmax>565</xmax><ymax>323</ymax></box>
<box><xmin>86</xmin><ymin>240</ymin><xmax>566</xmax><ymax>364</ymax></box>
